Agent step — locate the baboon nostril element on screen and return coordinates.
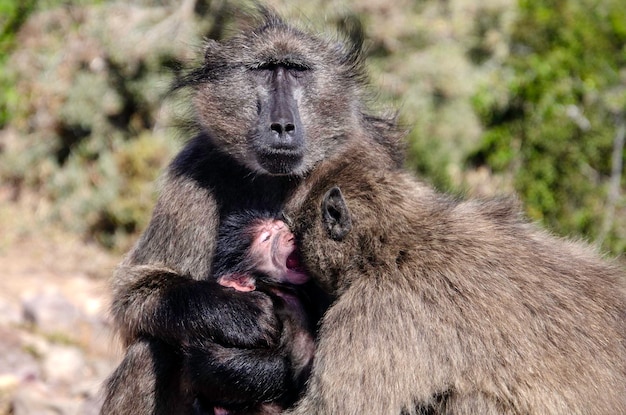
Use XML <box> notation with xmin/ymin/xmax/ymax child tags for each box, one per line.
<box><xmin>271</xmin><ymin>123</ymin><xmax>283</xmax><ymax>134</ymax></box>
<box><xmin>285</xmin><ymin>123</ymin><xmax>295</xmax><ymax>133</ymax></box>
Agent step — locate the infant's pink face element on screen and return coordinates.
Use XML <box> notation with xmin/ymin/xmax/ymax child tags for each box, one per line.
<box><xmin>252</xmin><ymin>219</ymin><xmax>309</xmax><ymax>285</ymax></box>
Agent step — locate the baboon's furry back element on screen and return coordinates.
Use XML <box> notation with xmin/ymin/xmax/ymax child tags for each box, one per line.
<box><xmin>285</xmin><ymin>140</ymin><xmax>626</xmax><ymax>414</ymax></box>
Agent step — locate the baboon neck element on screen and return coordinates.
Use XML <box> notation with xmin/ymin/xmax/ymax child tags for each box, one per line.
<box><xmin>170</xmin><ymin>134</ymin><xmax>301</xmax><ymax>215</ymax></box>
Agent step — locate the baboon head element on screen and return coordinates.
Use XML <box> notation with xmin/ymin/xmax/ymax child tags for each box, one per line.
<box><xmin>285</xmin><ymin>157</ymin><xmax>440</xmax><ymax>294</ymax></box>
<box><xmin>286</xmin><ymin>186</ymin><xmax>354</xmax><ymax>293</ymax></box>
<box><xmin>183</xmin><ymin>10</ymin><xmax>368</xmax><ymax>176</ymax></box>
<box><xmin>286</xmin><ymin>172</ymin><xmax>406</xmax><ymax>294</ymax></box>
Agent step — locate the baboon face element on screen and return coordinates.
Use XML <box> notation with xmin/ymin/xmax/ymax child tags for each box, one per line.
<box><xmin>214</xmin><ymin>215</ymin><xmax>309</xmax><ymax>291</ymax></box>
<box><xmin>193</xmin><ymin>17</ymin><xmax>365</xmax><ymax>176</ymax></box>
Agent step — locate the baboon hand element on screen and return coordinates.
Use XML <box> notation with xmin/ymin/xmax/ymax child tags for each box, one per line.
<box><xmin>184</xmin><ymin>284</ymin><xmax>282</xmax><ymax>350</ymax></box>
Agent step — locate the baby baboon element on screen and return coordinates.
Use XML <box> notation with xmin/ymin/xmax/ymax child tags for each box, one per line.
<box><xmin>196</xmin><ymin>211</ymin><xmax>316</xmax><ymax>414</ymax></box>
<box><xmin>284</xmin><ymin>141</ymin><xmax>626</xmax><ymax>415</ymax></box>
<box><xmin>102</xmin><ymin>8</ymin><xmax>402</xmax><ymax>415</ymax></box>
<box><xmin>212</xmin><ymin>211</ymin><xmax>310</xmax><ymax>291</ymax></box>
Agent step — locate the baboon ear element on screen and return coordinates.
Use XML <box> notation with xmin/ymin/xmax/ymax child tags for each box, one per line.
<box><xmin>322</xmin><ymin>187</ymin><xmax>352</xmax><ymax>241</ymax></box>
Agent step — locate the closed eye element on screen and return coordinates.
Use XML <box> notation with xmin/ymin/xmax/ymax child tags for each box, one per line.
<box><xmin>261</xmin><ymin>231</ymin><xmax>271</xmax><ymax>243</ymax></box>
<box><xmin>252</xmin><ymin>61</ymin><xmax>311</xmax><ymax>72</ymax></box>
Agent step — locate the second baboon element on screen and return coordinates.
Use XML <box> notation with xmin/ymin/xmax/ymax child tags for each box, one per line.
<box><xmin>284</xmin><ymin>140</ymin><xmax>626</xmax><ymax>415</ymax></box>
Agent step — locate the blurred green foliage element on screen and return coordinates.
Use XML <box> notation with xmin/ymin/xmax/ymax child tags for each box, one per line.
<box><xmin>0</xmin><ymin>0</ymin><xmax>187</xmax><ymax>250</ymax></box>
<box><xmin>470</xmin><ymin>0</ymin><xmax>626</xmax><ymax>254</ymax></box>
<box><xmin>0</xmin><ymin>0</ymin><xmax>35</xmax><ymax>126</ymax></box>
<box><xmin>0</xmin><ymin>0</ymin><xmax>623</xmax><ymax>255</ymax></box>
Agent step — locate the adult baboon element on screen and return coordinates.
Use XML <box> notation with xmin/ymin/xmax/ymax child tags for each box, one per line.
<box><xmin>284</xmin><ymin>140</ymin><xmax>626</xmax><ymax>415</ymax></box>
<box><xmin>101</xmin><ymin>9</ymin><xmax>402</xmax><ymax>415</ymax></box>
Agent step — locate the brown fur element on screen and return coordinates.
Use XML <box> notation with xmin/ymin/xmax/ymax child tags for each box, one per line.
<box><xmin>284</xmin><ymin>140</ymin><xmax>626</xmax><ymax>415</ymax></box>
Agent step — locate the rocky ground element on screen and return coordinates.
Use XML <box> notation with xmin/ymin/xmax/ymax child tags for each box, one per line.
<box><xmin>0</xmin><ymin>187</ymin><xmax>122</xmax><ymax>415</ymax></box>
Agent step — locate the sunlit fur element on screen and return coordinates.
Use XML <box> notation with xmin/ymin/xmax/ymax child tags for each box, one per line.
<box><xmin>285</xmin><ymin>138</ymin><xmax>626</xmax><ymax>415</ymax></box>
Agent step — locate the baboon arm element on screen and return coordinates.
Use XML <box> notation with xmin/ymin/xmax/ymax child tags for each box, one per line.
<box><xmin>111</xmin><ymin>265</ymin><xmax>280</xmax><ymax>348</ymax></box>
<box><xmin>110</xmin><ymin>172</ymin><xmax>280</xmax><ymax>348</ymax></box>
